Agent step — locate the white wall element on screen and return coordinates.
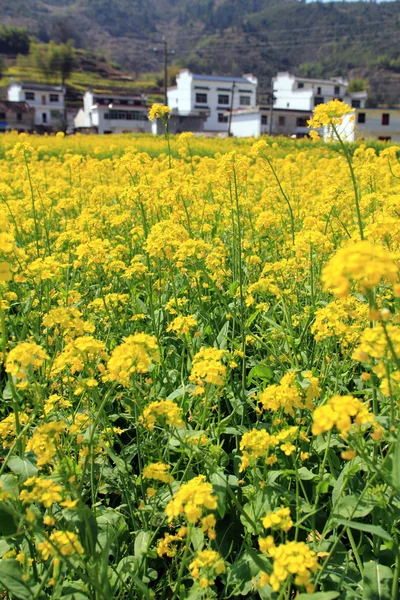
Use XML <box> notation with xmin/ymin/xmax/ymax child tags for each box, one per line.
<box><xmin>325</xmin><ymin>109</ymin><xmax>400</xmax><ymax>143</ymax></box>
<box><xmin>168</xmin><ymin>70</ymin><xmax>257</xmax><ymax>132</ymax></box>
<box><xmin>230</xmin><ymin>113</ymin><xmax>261</xmax><ymax>138</ymax></box>
<box><xmin>8</xmin><ymin>84</ymin><xmax>65</xmax><ymax>128</ymax></box>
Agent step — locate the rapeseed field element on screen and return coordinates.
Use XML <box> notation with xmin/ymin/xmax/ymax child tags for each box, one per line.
<box><xmin>0</xmin><ymin>102</ymin><xmax>400</xmax><ymax>599</ymax></box>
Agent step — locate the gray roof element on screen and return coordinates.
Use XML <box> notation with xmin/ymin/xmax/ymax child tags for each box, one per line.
<box><xmin>15</xmin><ymin>82</ymin><xmax>64</xmax><ymax>92</ymax></box>
<box><xmin>192</xmin><ymin>74</ymin><xmax>254</xmax><ymax>84</ymax></box>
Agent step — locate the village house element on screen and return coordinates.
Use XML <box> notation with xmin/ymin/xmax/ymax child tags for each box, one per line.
<box><xmin>326</xmin><ymin>107</ymin><xmax>400</xmax><ymax>143</ymax></box>
<box><xmin>167</xmin><ymin>69</ymin><xmax>258</xmax><ymax>132</ymax></box>
<box><xmin>74</xmin><ymin>90</ymin><xmax>151</xmax><ymax>134</ymax></box>
<box><xmin>0</xmin><ymin>100</ymin><xmax>34</xmax><ymax>132</ymax></box>
<box><xmin>227</xmin><ymin>72</ymin><xmax>371</xmax><ymax>139</ymax></box>
<box><xmin>272</xmin><ymin>72</ymin><xmax>367</xmax><ymax>111</ymax></box>
<box><xmin>8</xmin><ymin>81</ymin><xmax>65</xmax><ymax>131</ymax></box>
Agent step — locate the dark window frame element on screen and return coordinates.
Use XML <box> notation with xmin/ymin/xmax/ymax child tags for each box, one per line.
<box><xmin>195</xmin><ymin>92</ymin><xmax>208</xmax><ymax>104</ymax></box>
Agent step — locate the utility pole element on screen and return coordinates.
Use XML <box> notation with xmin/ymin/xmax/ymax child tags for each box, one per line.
<box><xmin>153</xmin><ymin>37</ymin><xmax>175</xmax><ymax>106</ymax></box>
<box><xmin>227</xmin><ymin>81</ymin><xmax>235</xmax><ymax>136</ymax></box>
<box><xmin>162</xmin><ymin>37</ymin><xmax>168</xmax><ymax>106</ymax></box>
<box><xmin>268</xmin><ymin>77</ymin><xmax>275</xmax><ymax>137</ymax></box>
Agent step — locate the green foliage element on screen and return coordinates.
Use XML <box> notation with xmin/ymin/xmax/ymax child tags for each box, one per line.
<box><xmin>347</xmin><ymin>78</ymin><xmax>368</xmax><ymax>93</ymax></box>
<box><xmin>28</xmin><ymin>40</ymin><xmax>77</xmax><ymax>85</ymax></box>
<box><xmin>0</xmin><ymin>25</ymin><xmax>29</xmax><ymax>55</ymax></box>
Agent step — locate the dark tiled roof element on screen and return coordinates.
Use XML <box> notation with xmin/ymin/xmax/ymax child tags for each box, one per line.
<box><xmin>14</xmin><ymin>82</ymin><xmax>64</xmax><ymax>92</ymax></box>
<box><xmin>192</xmin><ymin>74</ymin><xmax>254</xmax><ymax>84</ymax></box>
<box><xmin>0</xmin><ymin>100</ymin><xmax>33</xmax><ymax>113</ymax></box>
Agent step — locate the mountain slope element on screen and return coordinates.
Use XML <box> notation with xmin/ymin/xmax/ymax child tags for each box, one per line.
<box><xmin>1</xmin><ymin>0</ymin><xmax>400</xmax><ymax>105</ymax></box>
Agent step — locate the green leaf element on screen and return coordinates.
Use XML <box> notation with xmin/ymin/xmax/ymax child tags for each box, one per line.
<box><xmin>7</xmin><ymin>456</ymin><xmax>38</xmax><ymax>482</ymax></box>
<box><xmin>297</xmin><ymin>467</ymin><xmax>317</xmax><ymax>481</ymax></box>
<box><xmin>247</xmin><ymin>364</ymin><xmax>273</xmax><ymax>385</ymax></box>
<box><xmin>2</xmin><ymin>383</ymin><xmax>12</xmax><ymax>400</ymax></box>
<box><xmin>334</xmin><ymin>495</ymin><xmax>373</xmax><ymax>519</ymax></box>
<box><xmin>334</xmin><ymin>519</ymin><xmax>392</xmax><ymax>542</ymax></box>
<box><xmin>0</xmin><ymin>560</ymin><xmax>34</xmax><ymax>599</ymax></box>
<box><xmin>216</xmin><ymin>321</ymin><xmax>230</xmax><ymax>349</ymax></box>
<box><xmin>134</xmin><ymin>530</ymin><xmax>150</xmax><ymax>561</ymax></box>
<box><xmin>362</xmin><ymin>560</ymin><xmax>393</xmax><ymax>600</ymax></box>
<box><xmin>297</xmin><ymin>593</ymin><xmax>340</xmax><ymax>600</ymax></box>
<box><xmin>391</xmin><ymin>440</ymin><xmax>400</xmax><ymax>493</ymax></box>
<box><xmin>210</xmin><ymin>470</ymin><xmax>228</xmax><ymax>518</ymax></box>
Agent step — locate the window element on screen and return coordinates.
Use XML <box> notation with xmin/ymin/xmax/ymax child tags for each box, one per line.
<box><xmin>0</xmin><ymin>112</ymin><xmax>5</xmax><ymax>120</ymax></box>
<box><xmin>317</xmin><ymin>87</ymin><xmax>322</xmax><ymax>95</ymax></box>
<box><xmin>42</xmin><ymin>113</ymin><xmax>47</xmax><ymax>124</ymax></box>
<box><xmin>296</xmin><ymin>117</ymin><xmax>308</xmax><ymax>127</ymax></box>
<box><xmin>334</xmin><ymin>85</ymin><xmax>340</xmax><ymax>96</ymax></box>
<box><xmin>218</xmin><ymin>113</ymin><xmax>228</xmax><ymax>123</ymax></box>
<box><xmin>25</xmin><ymin>92</ymin><xmax>35</xmax><ymax>100</ymax></box>
<box><xmin>195</xmin><ymin>93</ymin><xmax>207</xmax><ymax>104</ymax></box>
<box><xmin>108</xmin><ymin>110</ymin><xmax>146</xmax><ymax>121</ymax></box>
<box><xmin>218</xmin><ymin>94</ymin><xmax>230</xmax><ymax>105</ymax></box>
<box><xmin>50</xmin><ymin>110</ymin><xmax>61</xmax><ymax>119</ymax></box>
<box><xmin>297</xmin><ymin>82</ymin><xmax>304</xmax><ymax>89</ymax></box>
<box><xmin>357</xmin><ymin>112</ymin><xmax>366</xmax><ymax>124</ymax></box>
<box><xmin>17</xmin><ymin>113</ymin><xmax>22</xmax><ymax>122</ymax></box>
<box><xmin>382</xmin><ymin>113</ymin><xmax>390</xmax><ymax>126</ymax></box>
<box><xmin>42</xmin><ymin>95</ymin><xmax>46</xmax><ymax>105</ymax></box>
<box><xmin>261</xmin><ymin>115</ymin><xmax>268</xmax><ymax>126</ymax></box>
<box><xmin>352</xmin><ymin>100</ymin><xmax>361</xmax><ymax>108</ymax></box>
<box><xmin>278</xmin><ymin>116</ymin><xmax>285</xmax><ymax>126</ymax></box>
<box><xmin>314</xmin><ymin>96</ymin><xmax>324</xmax><ymax>107</ymax></box>
<box><xmin>50</xmin><ymin>94</ymin><xmax>59</xmax><ymax>102</ymax></box>
<box><xmin>239</xmin><ymin>95</ymin><xmax>251</xmax><ymax>106</ymax></box>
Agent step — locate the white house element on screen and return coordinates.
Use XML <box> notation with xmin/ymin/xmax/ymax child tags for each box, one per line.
<box><xmin>8</xmin><ymin>81</ymin><xmax>65</xmax><ymax>131</ymax></box>
<box><xmin>273</xmin><ymin>72</ymin><xmax>367</xmax><ymax>111</ymax></box>
<box><xmin>326</xmin><ymin>108</ymin><xmax>400</xmax><ymax>143</ymax></box>
<box><xmin>167</xmin><ymin>69</ymin><xmax>258</xmax><ymax>132</ymax></box>
<box><xmin>74</xmin><ymin>90</ymin><xmax>151</xmax><ymax>134</ymax></box>
<box><xmin>227</xmin><ymin>107</ymin><xmax>312</xmax><ymax>139</ymax></box>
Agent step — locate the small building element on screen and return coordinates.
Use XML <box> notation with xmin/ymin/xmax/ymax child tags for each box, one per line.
<box><xmin>151</xmin><ymin>108</ymin><xmax>209</xmax><ymax>135</ymax></box>
<box><xmin>74</xmin><ymin>90</ymin><xmax>151</xmax><ymax>134</ymax></box>
<box><xmin>8</xmin><ymin>81</ymin><xmax>65</xmax><ymax>131</ymax></box>
<box><xmin>0</xmin><ymin>100</ymin><xmax>34</xmax><ymax>132</ymax></box>
<box><xmin>327</xmin><ymin>108</ymin><xmax>400</xmax><ymax>143</ymax></box>
<box><xmin>227</xmin><ymin>106</ymin><xmax>312</xmax><ymax>139</ymax></box>
<box><xmin>167</xmin><ymin>69</ymin><xmax>258</xmax><ymax>133</ymax></box>
<box><xmin>273</xmin><ymin>72</ymin><xmax>367</xmax><ymax>111</ymax></box>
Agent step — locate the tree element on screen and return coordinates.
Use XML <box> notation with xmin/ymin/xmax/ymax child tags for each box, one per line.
<box><xmin>0</xmin><ymin>26</ymin><xmax>30</xmax><ymax>55</ymax></box>
<box><xmin>29</xmin><ymin>41</ymin><xmax>77</xmax><ymax>86</ymax></box>
<box><xmin>347</xmin><ymin>78</ymin><xmax>368</xmax><ymax>93</ymax></box>
<box><xmin>49</xmin><ymin>40</ymin><xmax>77</xmax><ymax>86</ymax></box>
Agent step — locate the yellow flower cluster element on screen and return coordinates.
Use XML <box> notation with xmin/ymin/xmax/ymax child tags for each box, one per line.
<box><xmin>258</xmin><ymin>371</ymin><xmax>306</xmax><ymax>416</ymax></box>
<box><xmin>148</xmin><ymin>104</ymin><xmax>171</xmax><ymax>121</ymax></box>
<box><xmin>308</xmin><ymin>98</ymin><xmax>354</xmax><ymax>128</ymax></box>
<box><xmin>167</xmin><ymin>315</ymin><xmax>197</xmax><ymax>335</ymax></box>
<box><xmin>259</xmin><ymin>539</ymin><xmax>319</xmax><ymax>593</ymax></box>
<box><xmin>189</xmin><ymin>549</ymin><xmax>226</xmax><ymax>588</ymax></box>
<box><xmin>38</xmin><ymin>530</ymin><xmax>84</xmax><ymax>562</ymax></box>
<box><xmin>322</xmin><ymin>241</ymin><xmax>398</xmax><ymax>297</ymax></box>
<box><xmin>262</xmin><ymin>506</ymin><xmax>293</xmax><ymax>532</ymax></box>
<box><xmin>142</xmin><ymin>462</ymin><xmax>173</xmax><ymax>484</ymax></box>
<box><xmin>189</xmin><ymin>347</ymin><xmax>226</xmax><ymax>394</ymax></box>
<box><xmin>165</xmin><ymin>475</ymin><xmax>217</xmax><ymax>524</ymax></box>
<box><xmin>139</xmin><ymin>399</ymin><xmax>183</xmax><ymax>430</ymax></box>
<box><xmin>105</xmin><ymin>333</ymin><xmax>159</xmax><ymax>385</ymax></box>
<box><xmin>5</xmin><ymin>341</ymin><xmax>49</xmax><ymax>384</ymax></box>
<box><xmin>239</xmin><ymin>426</ymin><xmax>299</xmax><ymax>471</ymax></box>
<box><xmin>312</xmin><ymin>395</ymin><xmax>376</xmax><ymax>437</ymax></box>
